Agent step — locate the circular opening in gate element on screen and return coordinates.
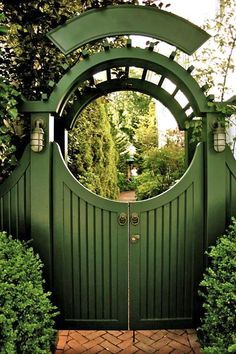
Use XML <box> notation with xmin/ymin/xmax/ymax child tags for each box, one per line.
<box><xmin>68</xmin><ymin>90</ymin><xmax>187</xmax><ymax>201</ymax></box>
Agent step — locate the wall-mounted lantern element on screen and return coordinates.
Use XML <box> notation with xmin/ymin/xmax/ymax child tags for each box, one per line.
<box><xmin>30</xmin><ymin>120</ymin><xmax>44</xmax><ymax>152</ymax></box>
<box><xmin>213</xmin><ymin>122</ymin><xmax>226</xmax><ymax>153</ymax></box>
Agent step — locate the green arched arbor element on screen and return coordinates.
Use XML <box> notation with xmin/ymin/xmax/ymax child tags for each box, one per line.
<box><xmin>1</xmin><ymin>5</ymin><xmax>236</xmax><ymax>330</ymax></box>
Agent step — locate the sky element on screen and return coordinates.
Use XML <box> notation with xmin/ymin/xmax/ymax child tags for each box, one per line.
<box><xmin>169</xmin><ymin>0</ymin><xmax>218</xmax><ymax>26</ymax></box>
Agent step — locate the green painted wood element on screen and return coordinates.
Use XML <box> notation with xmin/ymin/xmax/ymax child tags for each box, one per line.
<box><xmin>20</xmin><ymin>48</ymin><xmax>210</xmax><ymax>116</ymax></box>
<box><xmin>30</xmin><ymin>113</ymin><xmax>54</xmax><ymax>287</ymax></box>
<box><xmin>203</xmin><ymin>113</ymin><xmax>227</xmax><ymax>249</ymax></box>
<box><xmin>169</xmin><ymin>199</ymin><xmax>178</xmax><ymax>318</ymax></box>
<box><xmin>52</xmin><ymin>142</ymin><xmax>128</xmax><ymax>329</ymax></box>
<box><xmin>0</xmin><ymin>146</ymin><xmax>31</xmax><ymax>241</ymax></box>
<box><xmin>47</xmin><ymin>5</ymin><xmax>210</xmax><ymax>55</ymax></box>
<box><xmin>225</xmin><ymin>146</ymin><xmax>236</xmax><ymax>222</ymax></box>
<box><xmin>66</xmin><ymin>79</ymin><xmax>189</xmax><ymax>130</ymax></box>
<box><xmin>129</xmin><ymin>144</ymin><xmax>204</xmax><ymax>329</ymax></box>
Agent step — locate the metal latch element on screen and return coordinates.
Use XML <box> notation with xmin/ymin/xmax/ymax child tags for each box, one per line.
<box><xmin>130</xmin><ymin>234</ymin><xmax>140</xmax><ymax>243</ymax></box>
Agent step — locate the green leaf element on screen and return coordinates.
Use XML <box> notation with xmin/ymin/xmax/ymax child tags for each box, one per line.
<box><xmin>8</xmin><ymin>108</ymin><xmax>18</xmax><ymax>119</ymax></box>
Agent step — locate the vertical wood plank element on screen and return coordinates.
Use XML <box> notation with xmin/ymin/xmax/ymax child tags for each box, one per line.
<box><xmin>176</xmin><ymin>193</ymin><xmax>185</xmax><ymax>318</ymax></box>
<box><xmin>79</xmin><ymin>198</ymin><xmax>88</xmax><ymax>319</ymax></box>
<box><xmin>184</xmin><ymin>185</ymin><xmax>194</xmax><ymax>317</ymax></box>
<box><xmin>110</xmin><ymin>212</ymin><xmax>118</xmax><ymax>319</ymax></box>
<box><xmin>162</xmin><ymin>203</ymin><xmax>170</xmax><ymax>318</ymax></box>
<box><xmin>102</xmin><ymin>210</ymin><xmax>111</xmax><ymax>319</ymax></box>
<box><xmin>140</xmin><ymin>212</ymin><xmax>147</xmax><ymax>319</ymax></box>
<box><xmin>72</xmin><ymin>194</ymin><xmax>81</xmax><ymax>318</ymax></box>
<box><xmin>63</xmin><ymin>184</ymin><xmax>73</xmax><ymax>318</ymax></box>
<box><xmin>169</xmin><ymin>199</ymin><xmax>178</xmax><ymax>318</ymax></box>
<box><xmin>147</xmin><ymin>210</ymin><xmax>155</xmax><ymax>318</ymax></box>
<box><xmin>155</xmin><ymin>207</ymin><xmax>162</xmax><ymax>318</ymax></box>
<box><xmin>18</xmin><ymin>176</ymin><xmax>26</xmax><ymax>238</ymax></box>
<box><xmin>87</xmin><ymin>204</ymin><xmax>95</xmax><ymax>318</ymax></box>
<box><xmin>95</xmin><ymin>207</ymin><xmax>103</xmax><ymax>319</ymax></box>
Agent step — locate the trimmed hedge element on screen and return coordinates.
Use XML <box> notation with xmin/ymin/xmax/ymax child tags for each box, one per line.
<box><xmin>198</xmin><ymin>218</ymin><xmax>236</xmax><ymax>353</ymax></box>
<box><xmin>0</xmin><ymin>231</ymin><xmax>58</xmax><ymax>353</ymax></box>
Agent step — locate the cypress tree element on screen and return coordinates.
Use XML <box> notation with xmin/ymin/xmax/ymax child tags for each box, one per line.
<box><xmin>68</xmin><ymin>98</ymin><xmax>119</xmax><ymax>199</ymax></box>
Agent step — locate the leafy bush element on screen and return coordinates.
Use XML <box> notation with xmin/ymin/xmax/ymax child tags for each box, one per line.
<box><xmin>118</xmin><ymin>172</ymin><xmax>137</xmax><ymax>192</ymax></box>
<box><xmin>0</xmin><ymin>79</ymin><xmax>27</xmax><ymax>182</ymax></box>
<box><xmin>198</xmin><ymin>218</ymin><xmax>236</xmax><ymax>353</ymax></box>
<box><xmin>135</xmin><ymin>142</ymin><xmax>185</xmax><ymax>200</ymax></box>
<box><xmin>135</xmin><ymin>171</ymin><xmax>162</xmax><ymax>200</ymax></box>
<box><xmin>0</xmin><ymin>231</ymin><xmax>58</xmax><ymax>353</ymax></box>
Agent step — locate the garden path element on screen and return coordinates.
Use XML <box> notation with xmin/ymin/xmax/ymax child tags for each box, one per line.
<box><xmin>55</xmin><ymin>329</ymin><xmax>201</xmax><ymax>353</ymax></box>
<box><xmin>118</xmin><ymin>190</ymin><xmax>136</xmax><ymax>201</ymax></box>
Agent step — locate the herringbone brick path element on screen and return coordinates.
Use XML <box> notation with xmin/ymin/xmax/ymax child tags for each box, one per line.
<box><xmin>55</xmin><ymin>329</ymin><xmax>201</xmax><ymax>353</ymax></box>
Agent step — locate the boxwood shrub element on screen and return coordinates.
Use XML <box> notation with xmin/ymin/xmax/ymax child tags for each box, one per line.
<box><xmin>198</xmin><ymin>218</ymin><xmax>236</xmax><ymax>353</ymax></box>
<box><xmin>0</xmin><ymin>231</ymin><xmax>58</xmax><ymax>353</ymax></box>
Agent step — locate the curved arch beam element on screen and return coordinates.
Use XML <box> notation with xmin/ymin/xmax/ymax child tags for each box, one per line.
<box><xmin>47</xmin><ymin>5</ymin><xmax>210</xmax><ymax>55</ymax></box>
<box><xmin>66</xmin><ymin>78</ymin><xmax>188</xmax><ymax>130</ymax></box>
<box><xmin>20</xmin><ymin>48</ymin><xmax>210</xmax><ymax>115</ymax></box>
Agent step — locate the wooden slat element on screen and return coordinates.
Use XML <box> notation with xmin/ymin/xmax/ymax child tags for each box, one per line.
<box><xmin>169</xmin><ymin>199</ymin><xmax>178</xmax><ymax>318</ymax></box>
<box><xmin>72</xmin><ymin>194</ymin><xmax>80</xmax><ymax>318</ymax></box>
<box><xmin>87</xmin><ymin>204</ymin><xmax>95</xmax><ymax>318</ymax></box>
<box><xmin>110</xmin><ymin>212</ymin><xmax>118</xmax><ymax>319</ymax></box>
<box><xmin>79</xmin><ymin>198</ymin><xmax>89</xmax><ymax>319</ymax></box>
<box><xmin>140</xmin><ymin>212</ymin><xmax>147</xmax><ymax>319</ymax></box>
<box><xmin>155</xmin><ymin>207</ymin><xmax>162</xmax><ymax>318</ymax></box>
<box><xmin>95</xmin><ymin>207</ymin><xmax>103</xmax><ymax>319</ymax></box>
<box><xmin>184</xmin><ymin>185</ymin><xmax>194</xmax><ymax>317</ymax></box>
<box><xmin>176</xmin><ymin>192</ymin><xmax>186</xmax><ymax>318</ymax></box>
<box><xmin>147</xmin><ymin>210</ymin><xmax>155</xmax><ymax>318</ymax></box>
<box><xmin>63</xmin><ymin>185</ymin><xmax>73</xmax><ymax>318</ymax></box>
<box><xmin>162</xmin><ymin>203</ymin><xmax>170</xmax><ymax>318</ymax></box>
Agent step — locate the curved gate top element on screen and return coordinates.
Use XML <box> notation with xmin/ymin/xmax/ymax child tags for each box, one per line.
<box><xmin>1</xmin><ymin>5</ymin><xmax>236</xmax><ymax>330</ymax></box>
<box><xmin>47</xmin><ymin>5</ymin><xmax>210</xmax><ymax>55</ymax></box>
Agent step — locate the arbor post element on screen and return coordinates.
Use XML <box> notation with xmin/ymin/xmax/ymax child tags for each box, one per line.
<box><xmin>30</xmin><ymin>113</ymin><xmax>54</xmax><ymax>288</ymax></box>
<box><xmin>203</xmin><ymin>112</ymin><xmax>227</xmax><ymax>251</ymax></box>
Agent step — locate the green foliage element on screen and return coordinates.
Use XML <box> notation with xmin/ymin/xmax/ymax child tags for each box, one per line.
<box><xmin>0</xmin><ymin>79</ymin><xmax>27</xmax><ymax>181</ymax></box>
<box><xmin>108</xmin><ymin>90</ymin><xmax>153</xmax><ymax>143</ymax></box>
<box><xmin>68</xmin><ymin>99</ymin><xmax>119</xmax><ymax>199</ymax></box>
<box><xmin>134</xmin><ymin>102</ymin><xmax>158</xmax><ymax>153</ymax></box>
<box><xmin>1</xmin><ymin>1</ymin><xmax>79</xmax><ymax>100</ymax></box>
<box><xmin>135</xmin><ymin>129</ymin><xmax>185</xmax><ymax>200</ymax></box>
<box><xmin>185</xmin><ymin>119</ymin><xmax>203</xmax><ymax>146</ymax></box>
<box><xmin>192</xmin><ymin>0</ymin><xmax>236</xmax><ymax>101</ymax></box>
<box><xmin>180</xmin><ymin>1</ymin><xmax>236</xmax><ymax>149</ymax></box>
<box><xmin>135</xmin><ymin>171</ymin><xmax>162</xmax><ymax>200</ymax></box>
<box><xmin>104</xmin><ymin>89</ymin><xmax>157</xmax><ymax>195</ymax></box>
<box><xmin>107</xmin><ymin>90</ymin><xmax>156</xmax><ymax>184</ymax></box>
<box><xmin>118</xmin><ymin>172</ymin><xmax>137</xmax><ymax>192</ymax></box>
<box><xmin>0</xmin><ymin>231</ymin><xmax>58</xmax><ymax>353</ymax></box>
<box><xmin>198</xmin><ymin>218</ymin><xmax>236</xmax><ymax>353</ymax></box>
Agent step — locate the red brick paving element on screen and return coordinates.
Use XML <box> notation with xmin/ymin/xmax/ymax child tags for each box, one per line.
<box><xmin>55</xmin><ymin>329</ymin><xmax>201</xmax><ymax>353</ymax></box>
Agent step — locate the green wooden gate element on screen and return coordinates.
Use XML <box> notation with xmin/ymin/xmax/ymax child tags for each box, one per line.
<box><xmin>53</xmin><ymin>144</ymin><xmax>128</xmax><ymax>329</ymax></box>
<box><xmin>129</xmin><ymin>145</ymin><xmax>204</xmax><ymax>329</ymax></box>
<box><xmin>52</xmin><ymin>142</ymin><xmax>203</xmax><ymax>329</ymax></box>
<box><xmin>1</xmin><ymin>5</ymin><xmax>236</xmax><ymax>330</ymax></box>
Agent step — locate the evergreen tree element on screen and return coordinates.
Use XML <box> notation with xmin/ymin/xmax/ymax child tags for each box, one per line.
<box><xmin>68</xmin><ymin>98</ymin><xmax>119</xmax><ymax>199</ymax></box>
